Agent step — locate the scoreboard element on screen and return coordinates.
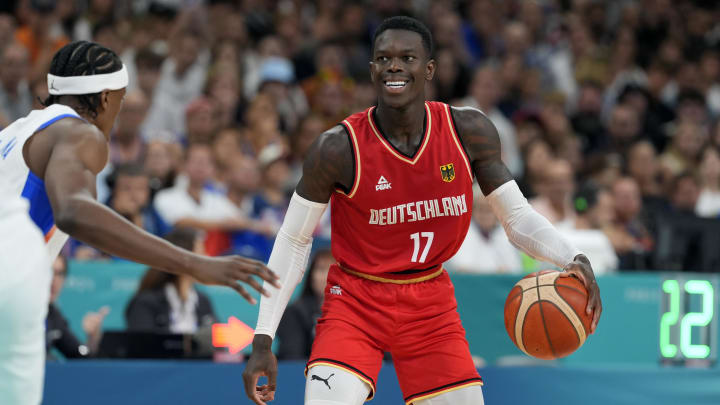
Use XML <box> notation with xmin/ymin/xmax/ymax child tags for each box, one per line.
<box><xmin>660</xmin><ymin>274</ymin><xmax>718</xmax><ymax>363</ymax></box>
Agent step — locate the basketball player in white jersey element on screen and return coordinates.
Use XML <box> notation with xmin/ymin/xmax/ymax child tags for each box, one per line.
<box><xmin>0</xmin><ymin>41</ymin><xmax>278</xmax><ymax>405</ymax></box>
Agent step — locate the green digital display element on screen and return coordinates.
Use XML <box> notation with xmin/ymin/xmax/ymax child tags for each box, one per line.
<box><xmin>659</xmin><ymin>276</ymin><xmax>717</xmax><ymax>363</ymax></box>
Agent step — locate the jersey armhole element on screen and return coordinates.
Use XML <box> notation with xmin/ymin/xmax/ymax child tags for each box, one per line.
<box><xmin>444</xmin><ymin>104</ymin><xmax>474</xmax><ymax>181</ymax></box>
<box><xmin>333</xmin><ymin>122</ymin><xmax>361</xmax><ymax>198</ymax></box>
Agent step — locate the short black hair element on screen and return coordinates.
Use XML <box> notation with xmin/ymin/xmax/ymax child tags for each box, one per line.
<box><xmin>42</xmin><ymin>41</ymin><xmax>123</xmax><ymax>118</ymax></box>
<box><xmin>372</xmin><ymin>16</ymin><xmax>433</xmax><ymax>58</ymax></box>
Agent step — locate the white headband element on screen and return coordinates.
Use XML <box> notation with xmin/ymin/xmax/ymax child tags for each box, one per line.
<box><xmin>47</xmin><ymin>64</ymin><xmax>128</xmax><ymax>95</ymax></box>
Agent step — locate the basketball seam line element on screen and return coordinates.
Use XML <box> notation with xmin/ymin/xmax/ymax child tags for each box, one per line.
<box><xmin>537</xmin><ymin>272</ymin><xmax>557</xmax><ymax>358</ymax></box>
<box><xmin>539</xmin><ymin>299</ymin><xmax>581</xmax><ymax>351</ymax></box>
<box><xmin>513</xmin><ymin>286</ymin><xmax>523</xmax><ymax>346</ymax></box>
<box><xmin>554</xmin><ymin>283</ymin><xmax>587</xmax><ymax>335</ymax></box>
<box><xmin>507</xmin><ymin>283</ymin><xmax>586</xmax><ymax>302</ymax></box>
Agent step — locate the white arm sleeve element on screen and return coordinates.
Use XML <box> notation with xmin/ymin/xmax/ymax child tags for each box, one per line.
<box><xmin>485</xmin><ymin>181</ymin><xmax>582</xmax><ymax>268</ymax></box>
<box><xmin>254</xmin><ymin>192</ymin><xmax>327</xmax><ymax>339</ymax></box>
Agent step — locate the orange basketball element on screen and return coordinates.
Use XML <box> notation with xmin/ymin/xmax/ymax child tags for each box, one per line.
<box><xmin>504</xmin><ymin>270</ymin><xmax>592</xmax><ymax>360</ymax></box>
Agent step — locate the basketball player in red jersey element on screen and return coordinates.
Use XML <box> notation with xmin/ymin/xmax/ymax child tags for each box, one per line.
<box><xmin>243</xmin><ymin>16</ymin><xmax>602</xmax><ymax>405</ymax></box>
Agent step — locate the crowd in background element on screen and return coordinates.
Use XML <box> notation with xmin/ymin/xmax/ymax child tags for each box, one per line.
<box><xmin>2</xmin><ymin>0</ymin><xmax>720</xmax><ymax>275</ymax></box>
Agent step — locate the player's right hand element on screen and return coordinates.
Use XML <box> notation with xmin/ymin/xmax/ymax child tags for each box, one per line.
<box><xmin>243</xmin><ymin>335</ymin><xmax>278</xmax><ymax>404</ymax></box>
<box><xmin>187</xmin><ymin>255</ymin><xmax>280</xmax><ymax>304</ymax></box>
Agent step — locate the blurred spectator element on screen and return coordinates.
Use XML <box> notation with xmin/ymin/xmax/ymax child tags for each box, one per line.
<box><xmin>143</xmin><ymin>27</ymin><xmax>209</xmax><ymax>136</ymax></box>
<box><xmin>672</xmin><ymin>88</ymin><xmax>710</xmax><ymax>130</ymax></box>
<box><xmin>106</xmin><ymin>164</ymin><xmax>166</xmax><ymax>236</ymax></box>
<box><xmin>609</xmin><ymin>177</ymin><xmax>654</xmax><ymax>270</ymax></box>
<box><xmin>239</xmin><ymin>144</ymin><xmax>292</xmax><ymax>260</ymax></box>
<box><xmin>699</xmin><ymin>49</ymin><xmax>720</xmax><ymax>117</ymax></box>
<box><xmin>110</xmin><ymin>90</ymin><xmax>149</xmax><ymax>166</ymax></box>
<box><xmin>125</xmin><ymin>228</ymin><xmax>218</xmax><ymax>333</ymax></box>
<box><xmin>517</xmin><ymin>138</ymin><xmax>553</xmax><ymax>198</ymax></box>
<box><xmin>206</xmin><ymin>63</ymin><xmax>243</xmax><ymax>130</ymax></box>
<box><xmin>243</xmin><ymin>92</ymin><xmax>284</xmax><ymax>155</ymax></box>
<box><xmin>605</xmin><ymin>103</ymin><xmax>642</xmax><ymax>156</ymax></box>
<box><xmin>669</xmin><ymin>172</ymin><xmax>700</xmax><ymax>216</ymax></box>
<box><xmin>446</xmin><ymin>192</ymin><xmax>522</xmax><ymax>274</ymax></box>
<box><xmin>433</xmin><ymin>47</ymin><xmax>471</xmax><ymax>103</ymax></box>
<box><xmin>642</xmin><ymin>62</ymin><xmax>676</xmax><ymax>151</ymax></box>
<box><xmin>530</xmin><ymin>159</ymin><xmax>576</xmax><ymax>228</ymax></box>
<box><xmin>212</xmin><ymin>128</ymin><xmax>243</xmax><ymax>184</ymax></box>
<box><xmin>144</xmin><ymin>140</ymin><xmax>178</xmax><ymax>202</ymax></box>
<box><xmin>458</xmin><ymin>64</ymin><xmax>522</xmax><ymax>176</ymax></box>
<box><xmin>659</xmin><ymin>120</ymin><xmax>705</xmax><ymax>181</ymax></box>
<box><xmin>257</xmin><ymin>57</ymin><xmax>309</xmax><ymax>134</ymax></box>
<box><xmin>277</xmin><ymin>249</ymin><xmax>334</xmax><ymax>360</ymax></box>
<box><xmin>696</xmin><ymin>147</ymin><xmax>720</xmax><ymax>218</ymax></box>
<box><xmin>70</xmin><ymin>0</ymin><xmax>116</xmax><ymax>42</ymax></box>
<box><xmin>288</xmin><ymin>114</ymin><xmax>325</xmax><ymax>186</ymax></box>
<box><xmin>15</xmin><ymin>0</ymin><xmax>69</xmax><ymax>82</ymax></box>
<box><xmin>626</xmin><ymin>140</ymin><xmax>664</xmax><ymax>199</ymax></box>
<box><xmin>46</xmin><ymin>256</ymin><xmax>108</xmax><ymax>359</ymax></box>
<box><xmin>153</xmin><ymin>143</ymin><xmax>257</xmax><ymax>233</ymax></box>
<box><xmin>225</xmin><ymin>155</ymin><xmax>277</xmax><ymax>260</ymax></box>
<box><xmin>133</xmin><ymin>47</ymin><xmax>165</xmax><ymax>111</ymax></box>
<box><xmin>570</xmin><ymin>80</ymin><xmax>605</xmax><ymax>154</ymax></box>
<box><xmin>0</xmin><ymin>42</ymin><xmax>32</xmax><ymax>128</ymax></box>
<box><xmin>560</xmin><ymin>182</ymin><xmax>619</xmax><ymax>274</ymax></box>
<box><xmin>183</xmin><ymin>96</ymin><xmax>218</xmax><ymax>145</ymax></box>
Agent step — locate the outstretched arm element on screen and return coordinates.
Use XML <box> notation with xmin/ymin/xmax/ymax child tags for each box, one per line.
<box><xmin>243</xmin><ymin>125</ymin><xmax>354</xmax><ymax>405</ymax></box>
<box><xmin>452</xmin><ymin>106</ymin><xmax>602</xmax><ymax>332</ymax></box>
<box><xmin>36</xmin><ymin>120</ymin><xmax>277</xmax><ymax>301</ymax></box>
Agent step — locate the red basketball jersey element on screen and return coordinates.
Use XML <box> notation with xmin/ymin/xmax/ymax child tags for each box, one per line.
<box><xmin>330</xmin><ymin>101</ymin><xmax>474</xmax><ymax>276</ymax></box>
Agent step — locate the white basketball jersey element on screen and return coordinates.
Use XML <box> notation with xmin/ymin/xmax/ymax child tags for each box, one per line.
<box><xmin>0</xmin><ymin>104</ymin><xmax>83</xmax><ymax>259</ymax></box>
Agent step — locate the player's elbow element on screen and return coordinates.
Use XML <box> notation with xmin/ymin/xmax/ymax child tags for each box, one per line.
<box><xmin>54</xmin><ymin>197</ymin><xmax>86</xmax><ymax>234</ymax></box>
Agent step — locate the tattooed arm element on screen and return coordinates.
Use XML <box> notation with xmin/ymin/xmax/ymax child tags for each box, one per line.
<box><xmin>451</xmin><ymin>106</ymin><xmax>602</xmax><ymax>333</ymax></box>
<box><xmin>295</xmin><ymin>125</ymin><xmax>356</xmax><ymax>203</ymax></box>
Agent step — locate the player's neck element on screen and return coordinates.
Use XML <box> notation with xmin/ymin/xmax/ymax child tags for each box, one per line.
<box><xmin>374</xmin><ymin>99</ymin><xmax>426</xmax><ymax>142</ymax></box>
<box><xmin>56</xmin><ymin>99</ymin><xmax>106</xmax><ymax>139</ymax></box>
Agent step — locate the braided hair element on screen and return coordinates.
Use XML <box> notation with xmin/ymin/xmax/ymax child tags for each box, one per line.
<box><xmin>42</xmin><ymin>41</ymin><xmax>123</xmax><ymax>118</ymax></box>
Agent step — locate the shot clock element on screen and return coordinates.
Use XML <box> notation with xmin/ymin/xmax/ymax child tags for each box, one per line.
<box><xmin>659</xmin><ymin>274</ymin><xmax>718</xmax><ymax>364</ymax></box>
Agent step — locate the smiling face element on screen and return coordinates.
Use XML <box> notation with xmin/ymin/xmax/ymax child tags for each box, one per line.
<box><xmin>370</xmin><ymin>29</ymin><xmax>435</xmax><ymax>108</ymax></box>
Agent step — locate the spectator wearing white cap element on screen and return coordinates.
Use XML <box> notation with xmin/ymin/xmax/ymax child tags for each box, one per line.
<box><xmin>256</xmin><ymin>56</ymin><xmax>308</xmax><ymax>134</ymax></box>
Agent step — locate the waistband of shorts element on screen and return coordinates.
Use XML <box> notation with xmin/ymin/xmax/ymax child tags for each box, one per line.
<box><xmin>338</xmin><ymin>264</ymin><xmax>444</xmax><ymax>284</ymax></box>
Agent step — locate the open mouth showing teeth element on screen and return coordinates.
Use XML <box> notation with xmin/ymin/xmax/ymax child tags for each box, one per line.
<box><xmin>384</xmin><ymin>81</ymin><xmax>408</xmax><ymax>88</ymax></box>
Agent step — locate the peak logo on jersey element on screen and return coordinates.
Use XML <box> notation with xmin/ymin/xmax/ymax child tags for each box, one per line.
<box><xmin>330</xmin><ymin>285</ymin><xmax>342</xmax><ymax>295</ymax></box>
<box><xmin>440</xmin><ymin>163</ymin><xmax>455</xmax><ymax>182</ymax></box>
<box><xmin>375</xmin><ymin>175</ymin><xmax>392</xmax><ymax>191</ymax></box>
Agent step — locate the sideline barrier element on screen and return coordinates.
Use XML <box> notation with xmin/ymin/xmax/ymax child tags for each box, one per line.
<box><xmin>57</xmin><ymin>261</ymin><xmax>718</xmax><ymax>366</ymax></box>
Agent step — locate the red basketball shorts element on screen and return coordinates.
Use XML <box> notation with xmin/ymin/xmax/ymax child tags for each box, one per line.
<box><xmin>305</xmin><ymin>265</ymin><xmax>482</xmax><ymax>404</ymax></box>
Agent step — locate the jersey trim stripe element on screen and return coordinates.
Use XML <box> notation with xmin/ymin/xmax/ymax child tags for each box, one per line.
<box><xmin>340</xmin><ymin>265</ymin><xmax>444</xmax><ymax>284</ymax></box>
<box><xmin>36</xmin><ymin>113</ymin><xmax>83</xmax><ymax>131</ymax></box>
<box><xmin>443</xmin><ymin>104</ymin><xmax>473</xmax><ymax>181</ymax></box>
<box><xmin>335</xmin><ymin>119</ymin><xmax>362</xmax><ymax>198</ymax></box>
<box><xmin>20</xmin><ymin>171</ymin><xmax>54</xmax><ymax>235</ymax></box>
<box><xmin>366</xmin><ymin>103</ymin><xmax>432</xmax><ymax>165</ymax></box>
<box><xmin>404</xmin><ymin>378</ymin><xmax>483</xmax><ymax>404</ymax></box>
<box><xmin>44</xmin><ymin>225</ymin><xmax>57</xmax><ymax>242</ymax></box>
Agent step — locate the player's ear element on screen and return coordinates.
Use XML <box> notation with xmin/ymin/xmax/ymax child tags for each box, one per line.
<box><xmin>99</xmin><ymin>90</ymin><xmax>110</xmax><ymax>112</ymax></box>
<box><xmin>425</xmin><ymin>58</ymin><xmax>436</xmax><ymax>81</ymax></box>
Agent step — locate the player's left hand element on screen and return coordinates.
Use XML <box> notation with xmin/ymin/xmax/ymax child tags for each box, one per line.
<box><xmin>560</xmin><ymin>254</ymin><xmax>602</xmax><ymax>334</ymax></box>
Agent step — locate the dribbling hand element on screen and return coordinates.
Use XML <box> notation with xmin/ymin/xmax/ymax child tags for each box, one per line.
<box><xmin>187</xmin><ymin>255</ymin><xmax>280</xmax><ymax>304</ymax></box>
<box><xmin>243</xmin><ymin>335</ymin><xmax>278</xmax><ymax>405</ymax></box>
<box><xmin>560</xmin><ymin>254</ymin><xmax>602</xmax><ymax>334</ymax></box>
